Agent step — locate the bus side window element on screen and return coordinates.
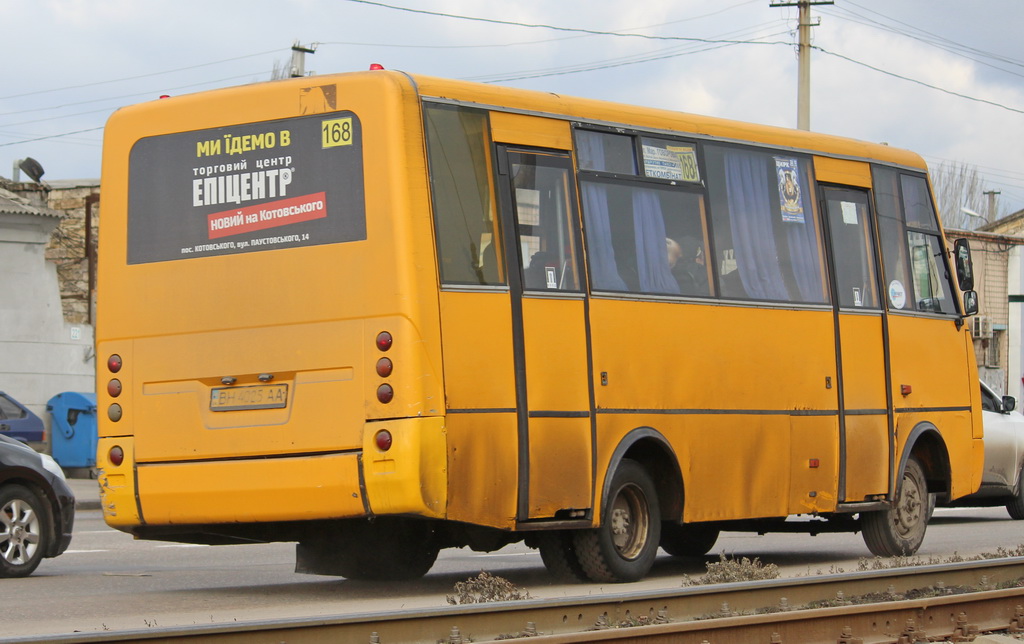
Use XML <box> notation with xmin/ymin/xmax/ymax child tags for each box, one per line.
<box><xmin>871</xmin><ymin>167</ymin><xmax>956</xmax><ymax>315</ymax></box>
<box><xmin>425</xmin><ymin>104</ymin><xmax>505</xmax><ymax>287</ymax></box>
<box><xmin>705</xmin><ymin>146</ymin><xmax>827</xmax><ymax>304</ymax></box>
<box><xmin>510</xmin><ymin>154</ymin><xmax>581</xmax><ymax>292</ymax></box>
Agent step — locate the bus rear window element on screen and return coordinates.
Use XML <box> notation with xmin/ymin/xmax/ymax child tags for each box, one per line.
<box><xmin>126</xmin><ymin>113</ymin><xmax>366</xmax><ymax>265</ymax></box>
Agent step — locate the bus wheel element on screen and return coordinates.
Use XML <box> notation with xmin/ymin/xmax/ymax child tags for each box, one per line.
<box><xmin>536</xmin><ymin>530</ymin><xmax>588</xmax><ymax>582</ymax></box>
<box><xmin>862</xmin><ymin>456</ymin><xmax>928</xmax><ymax>556</ymax></box>
<box><xmin>573</xmin><ymin>459</ymin><xmax>660</xmax><ymax>583</ymax></box>
<box><xmin>296</xmin><ymin>518</ymin><xmax>439</xmax><ymax>580</ymax></box>
<box><xmin>1006</xmin><ymin>466</ymin><xmax>1024</xmax><ymax>520</ymax></box>
<box><xmin>660</xmin><ymin>521</ymin><xmax>719</xmax><ymax>557</ymax></box>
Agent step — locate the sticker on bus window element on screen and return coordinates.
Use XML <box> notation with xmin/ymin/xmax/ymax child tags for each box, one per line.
<box><xmin>888</xmin><ymin>280</ymin><xmax>907</xmax><ymax>309</ymax></box>
<box><xmin>774</xmin><ymin>157</ymin><xmax>805</xmax><ymax>224</ymax></box>
<box><xmin>642</xmin><ymin>144</ymin><xmax>700</xmax><ymax>182</ymax></box>
<box><xmin>841</xmin><ymin>201</ymin><xmax>859</xmax><ymax>225</ymax></box>
<box><xmin>127</xmin><ymin>112</ymin><xmax>366</xmax><ymax>264</ymax></box>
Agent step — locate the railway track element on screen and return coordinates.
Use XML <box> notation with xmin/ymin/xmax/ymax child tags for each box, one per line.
<box><xmin>18</xmin><ymin>557</ymin><xmax>1024</xmax><ymax>644</ymax></box>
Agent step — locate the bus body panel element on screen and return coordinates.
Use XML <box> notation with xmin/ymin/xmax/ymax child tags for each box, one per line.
<box><xmin>137</xmin><ymin>453</ymin><xmax>364</xmax><ymax>524</ymax></box>
<box><xmin>813</xmin><ymin>156</ymin><xmax>873</xmax><ymax>188</ymax></box>
<box><xmin>588</xmin><ymin>299</ymin><xmax>838</xmax><ymax>413</ymax></box>
<box><xmin>836</xmin><ymin>313</ymin><xmax>889</xmax><ymax>501</ymax></box>
<box><xmin>445</xmin><ymin>412</ymin><xmax>519</xmax><ymax>529</ymax></box>
<box><xmin>97</xmin><ymin>72</ymin><xmax>447</xmax><ymax>529</ymax></box>
<box><xmin>888</xmin><ymin>316</ymin><xmax>979</xmax><ymax>498</ymax></box>
<box><xmin>521</xmin><ymin>297</ymin><xmax>592</xmax><ymax>518</ymax></box>
<box><xmin>362</xmin><ymin>417</ymin><xmax>447</xmax><ymax>518</ymax></box>
<box><xmin>588</xmin><ymin>299</ymin><xmax>841</xmax><ymax>521</ymax></box>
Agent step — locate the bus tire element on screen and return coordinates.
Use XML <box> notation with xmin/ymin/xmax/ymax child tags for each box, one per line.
<box><xmin>296</xmin><ymin>518</ymin><xmax>439</xmax><ymax>580</ymax></box>
<box><xmin>660</xmin><ymin>521</ymin><xmax>719</xmax><ymax>557</ymax></box>
<box><xmin>1006</xmin><ymin>466</ymin><xmax>1024</xmax><ymax>520</ymax></box>
<box><xmin>537</xmin><ymin>530</ymin><xmax>588</xmax><ymax>582</ymax></box>
<box><xmin>862</xmin><ymin>456</ymin><xmax>928</xmax><ymax>556</ymax></box>
<box><xmin>0</xmin><ymin>484</ymin><xmax>52</xmax><ymax>578</ymax></box>
<box><xmin>573</xmin><ymin>459</ymin><xmax>660</xmax><ymax>583</ymax></box>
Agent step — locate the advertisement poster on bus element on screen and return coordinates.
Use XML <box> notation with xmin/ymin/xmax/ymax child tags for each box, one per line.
<box><xmin>126</xmin><ymin>112</ymin><xmax>366</xmax><ymax>264</ymax></box>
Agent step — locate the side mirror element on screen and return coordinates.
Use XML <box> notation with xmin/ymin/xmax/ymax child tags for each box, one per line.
<box><xmin>1003</xmin><ymin>396</ymin><xmax>1017</xmax><ymax>413</ymax></box>
<box><xmin>954</xmin><ymin>239</ymin><xmax>975</xmax><ymax>291</ymax></box>
<box><xmin>962</xmin><ymin>290</ymin><xmax>979</xmax><ymax>316</ymax></box>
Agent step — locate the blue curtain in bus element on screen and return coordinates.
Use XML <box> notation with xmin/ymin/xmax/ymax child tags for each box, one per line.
<box><xmin>724</xmin><ymin>150</ymin><xmax>790</xmax><ymax>301</ymax></box>
<box><xmin>785</xmin><ymin>165</ymin><xmax>825</xmax><ymax>302</ymax></box>
<box><xmin>633</xmin><ymin>188</ymin><xmax>680</xmax><ymax>294</ymax></box>
<box><xmin>577</xmin><ymin>132</ymin><xmax>628</xmax><ymax>291</ymax></box>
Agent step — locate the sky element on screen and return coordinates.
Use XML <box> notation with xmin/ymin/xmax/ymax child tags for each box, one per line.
<box><xmin>3</xmin><ymin>0</ymin><xmax>1023</xmax><ymax>225</ymax></box>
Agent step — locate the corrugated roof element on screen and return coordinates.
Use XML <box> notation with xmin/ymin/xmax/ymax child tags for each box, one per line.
<box><xmin>0</xmin><ymin>186</ymin><xmax>63</xmax><ymax>218</ymax></box>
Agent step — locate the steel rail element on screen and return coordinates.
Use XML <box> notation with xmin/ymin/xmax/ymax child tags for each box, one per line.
<box><xmin>16</xmin><ymin>557</ymin><xmax>1024</xmax><ymax>644</ymax></box>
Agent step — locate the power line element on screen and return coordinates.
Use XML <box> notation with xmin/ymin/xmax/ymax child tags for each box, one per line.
<box><xmin>0</xmin><ymin>49</ymin><xmax>284</xmax><ymax>101</ymax></box>
<box><xmin>342</xmin><ymin>0</ymin><xmax>792</xmax><ymax>47</ymax></box>
<box><xmin>814</xmin><ymin>46</ymin><xmax>1024</xmax><ymax>116</ymax></box>
<box><xmin>0</xmin><ymin>127</ymin><xmax>104</xmax><ymax>147</ymax></box>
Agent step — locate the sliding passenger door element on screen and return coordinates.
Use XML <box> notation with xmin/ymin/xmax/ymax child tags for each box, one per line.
<box><xmin>495</xmin><ymin>145</ymin><xmax>594</xmax><ymax>524</ymax></box>
<box><xmin>821</xmin><ymin>186</ymin><xmax>891</xmax><ymax>502</ymax></box>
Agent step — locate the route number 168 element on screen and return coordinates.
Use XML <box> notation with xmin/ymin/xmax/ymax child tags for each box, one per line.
<box><xmin>321</xmin><ymin>117</ymin><xmax>353</xmax><ymax>148</ymax></box>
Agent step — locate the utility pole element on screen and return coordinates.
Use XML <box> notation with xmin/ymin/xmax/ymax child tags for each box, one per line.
<box><xmin>290</xmin><ymin>41</ymin><xmax>318</xmax><ymax>78</ymax></box>
<box><xmin>770</xmin><ymin>0</ymin><xmax>833</xmax><ymax>131</ymax></box>
<box><xmin>984</xmin><ymin>190</ymin><xmax>1002</xmax><ymax>221</ymax></box>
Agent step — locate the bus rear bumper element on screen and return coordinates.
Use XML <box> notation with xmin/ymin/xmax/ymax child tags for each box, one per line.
<box><xmin>122</xmin><ymin>450</ymin><xmax>366</xmax><ymax>525</ymax></box>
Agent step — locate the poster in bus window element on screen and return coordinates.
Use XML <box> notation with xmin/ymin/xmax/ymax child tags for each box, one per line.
<box><xmin>774</xmin><ymin>157</ymin><xmax>805</xmax><ymax>224</ymax></box>
<box><xmin>126</xmin><ymin>112</ymin><xmax>366</xmax><ymax>264</ymax></box>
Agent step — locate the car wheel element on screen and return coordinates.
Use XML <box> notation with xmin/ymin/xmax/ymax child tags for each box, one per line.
<box><xmin>1006</xmin><ymin>467</ymin><xmax>1024</xmax><ymax>520</ymax></box>
<box><xmin>573</xmin><ymin>459</ymin><xmax>660</xmax><ymax>583</ymax></box>
<box><xmin>0</xmin><ymin>484</ymin><xmax>53</xmax><ymax>578</ymax></box>
<box><xmin>861</xmin><ymin>456</ymin><xmax>928</xmax><ymax>556</ymax></box>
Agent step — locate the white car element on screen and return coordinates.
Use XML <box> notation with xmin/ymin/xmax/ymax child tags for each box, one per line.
<box><xmin>937</xmin><ymin>380</ymin><xmax>1024</xmax><ymax>518</ymax></box>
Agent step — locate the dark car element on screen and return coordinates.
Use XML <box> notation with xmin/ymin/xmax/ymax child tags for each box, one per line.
<box><xmin>0</xmin><ymin>434</ymin><xmax>75</xmax><ymax>577</ymax></box>
<box><xmin>0</xmin><ymin>392</ymin><xmax>45</xmax><ymax>444</ymax></box>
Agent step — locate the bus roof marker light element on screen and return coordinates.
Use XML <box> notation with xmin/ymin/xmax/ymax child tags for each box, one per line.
<box><xmin>369</xmin><ymin>63</ymin><xmax>385</xmax><ymax>70</ymax></box>
<box><xmin>376</xmin><ymin>331</ymin><xmax>393</xmax><ymax>352</ymax></box>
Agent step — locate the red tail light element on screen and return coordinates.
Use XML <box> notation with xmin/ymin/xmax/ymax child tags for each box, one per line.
<box><xmin>377</xmin><ymin>384</ymin><xmax>394</xmax><ymax>404</ymax></box>
<box><xmin>374</xmin><ymin>430</ymin><xmax>393</xmax><ymax>451</ymax></box>
<box><xmin>107</xmin><ymin>379</ymin><xmax>122</xmax><ymax>397</ymax></box>
<box><xmin>109</xmin><ymin>445</ymin><xmax>124</xmax><ymax>466</ymax></box>
<box><xmin>108</xmin><ymin>354</ymin><xmax>122</xmax><ymax>373</ymax></box>
<box><xmin>376</xmin><ymin>357</ymin><xmax>393</xmax><ymax>378</ymax></box>
<box><xmin>376</xmin><ymin>331</ymin><xmax>392</xmax><ymax>352</ymax></box>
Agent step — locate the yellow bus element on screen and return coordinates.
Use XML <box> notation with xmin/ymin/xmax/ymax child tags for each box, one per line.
<box><xmin>96</xmin><ymin>69</ymin><xmax>982</xmax><ymax>583</ymax></box>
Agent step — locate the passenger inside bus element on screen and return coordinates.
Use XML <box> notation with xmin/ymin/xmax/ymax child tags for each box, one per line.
<box><xmin>666</xmin><ymin>236</ymin><xmax>708</xmax><ymax>295</ymax></box>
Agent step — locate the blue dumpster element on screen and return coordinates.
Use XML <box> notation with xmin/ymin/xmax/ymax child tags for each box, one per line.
<box><xmin>47</xmin><ymin>392</ymin><xmax>98</xmax><ymax>469</ymax></box>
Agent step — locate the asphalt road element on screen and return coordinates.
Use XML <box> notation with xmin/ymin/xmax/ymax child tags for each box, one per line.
<box><xmin>5</xmin><ymin>488</ymin><xmax>1024</xmax><ymax>640</ymax></box>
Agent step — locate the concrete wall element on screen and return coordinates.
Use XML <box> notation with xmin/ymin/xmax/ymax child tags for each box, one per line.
<box><xmin>0</xmin><ymin>208</ymin><xmax>95</xmax><ymax>440</ymax></box>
